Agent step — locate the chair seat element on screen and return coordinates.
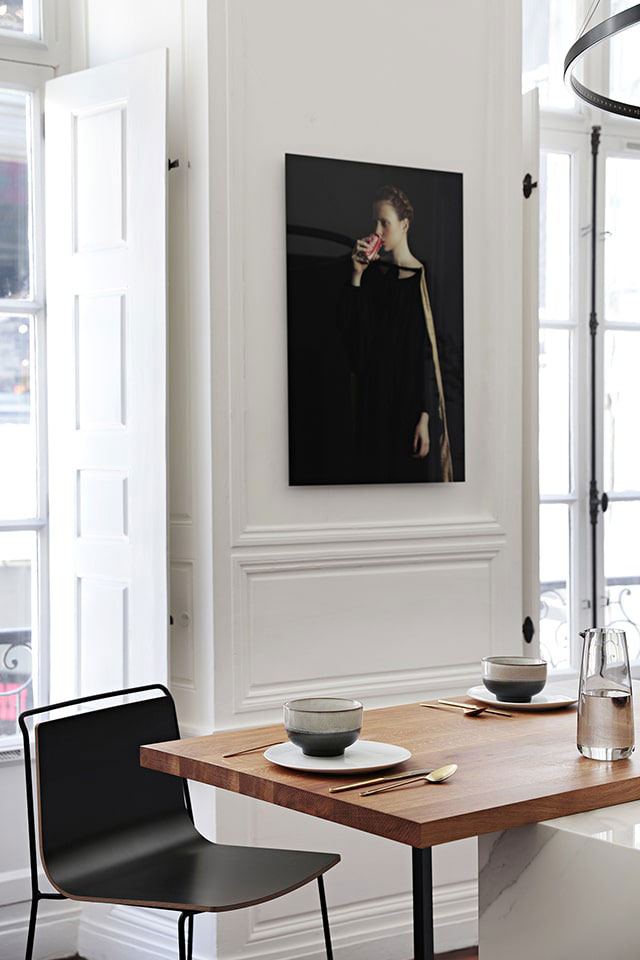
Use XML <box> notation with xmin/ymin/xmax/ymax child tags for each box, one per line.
<box><xmin>48</xmin><ymin>826</ymin><xmax>340</xmax><ymax>912</ymax></box>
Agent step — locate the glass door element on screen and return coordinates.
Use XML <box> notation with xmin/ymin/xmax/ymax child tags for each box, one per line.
<box><xmin>602</xmin><ymin>150</ymin><xmax>640</xmax><ymax>661</ymax></box>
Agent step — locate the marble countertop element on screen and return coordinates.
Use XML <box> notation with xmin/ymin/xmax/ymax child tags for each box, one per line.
<box><xmin>544</xmin><ymin>799</ymin><xmax>640</xmax><ymax>851</ymax></box>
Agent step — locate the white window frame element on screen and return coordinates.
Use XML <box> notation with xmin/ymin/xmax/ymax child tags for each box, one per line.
<box><xmin>0</xmin><ymin>0</ymin><xmax>42</xmax><ymax>45</ymax></box>
<box><xmin>537</xmin><ymin>128</ymin><xmax>590</xmax><ymax>676</ymax></box>
<box><xmin>0</xmin><ymin>42</ymin><xmax>52</xmax><ymax>746</ymax></box>
<box><xmin>0</xmin><ymin>0</ymin><xmax>70</xmax><ymax>71</ymax></box>
<box><xmin>597</xmin><ymin>133</ymin><xmax>640</xmax><ymax>663</ymax></box>
<box><xmin>532</xmin><ymin>0</ymin><xmax>640</xmax><ymax>679</ymax></box>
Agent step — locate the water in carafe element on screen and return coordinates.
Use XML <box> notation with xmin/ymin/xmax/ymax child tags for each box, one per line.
<box><xmin>577</xmin><ymin>629</ymin><xmax>634</xmax><ymax>761</ymax></box>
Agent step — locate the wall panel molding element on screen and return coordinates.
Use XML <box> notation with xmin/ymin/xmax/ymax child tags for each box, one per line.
<box><xmin>233</xmin><ymin>537</ymin><xmax>504</xmax><ymax>569</ymax></box>
<box><xmin>237</xmin><ymin>661</ymin><xmax>485</xmax><ymax>713</ymax></box>
<box><xmin>236</xmin><ymin>516</ymin><xmax>506</xmax><ymax>548</ymax></box>
<box><xmin>0</xmin><ymin>868</ymin><xmax>44</xmax><ymax>907</ymax></box>
<box><xmin>244</xmin><ymin>880</ymin><xmax>477</xmax><ymax>960</ymax></box>
<box><xmin>61</xmin><ymin>882</ymin><xmax>476</xmax><ymax>960</ymax></box>
<box><xmin>78</xmin><ymin>904</ymin><xmax>212</xmax><ymax>960</ymax></box>
<box><xmin>232</xmin><ymin>546</ymin><xmax>497</xmax><ymax>714</ymax></box>
<box><xmin>0</xmin><ymin>896</ymin><xmax>80</xmax><ymax>960</ymax></box>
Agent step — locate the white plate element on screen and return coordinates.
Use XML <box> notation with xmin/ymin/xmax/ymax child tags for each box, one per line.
<box><xmin>264</xmin><ymin>740</ymin><xmax>411</xmax><ymax>774</ymax></box>
<box><xmin>467</xmin><ymin>684</ymin><xmax>578</xmax><ymax>711</ymax></box>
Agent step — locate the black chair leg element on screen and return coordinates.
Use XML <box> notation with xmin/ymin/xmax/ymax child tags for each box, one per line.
<box><xmin>317</xmin><ymin>875</ymin><xmax>334</xmax><ymax>960</ymax></box>
<box><xmin>177</xmin><ymin>910</ymin><xmax>188</xmax><ymax>960</ymax></box>
<box><xmin>187</xmin><ymin>912</ymin><xmax>194</xmax><ymax>960</ymax></box>
<box><xmin>24</xmin><ymin>896</ymin><xmax>38</xmax><ymax>960</ymax></box>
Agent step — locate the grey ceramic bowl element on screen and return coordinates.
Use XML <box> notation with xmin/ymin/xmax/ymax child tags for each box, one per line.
<box><xmin>481</xmin><ymin>656</ymin><xmax>547</xmax><ymax>703</ymax></box>
<box><xmin>283</xmin><ymin>697</ymin><xmax>363</xmax><ymax>757</ymax></box>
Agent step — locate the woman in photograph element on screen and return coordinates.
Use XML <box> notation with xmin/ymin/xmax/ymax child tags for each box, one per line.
<box><xmin>341</xmin><ymin>184</ymin><xmax>453</xmax><ymax>483</ymax></box>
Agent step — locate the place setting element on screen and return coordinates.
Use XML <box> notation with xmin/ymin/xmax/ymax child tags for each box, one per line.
<box><xmin>427</xmin><ymin>656</ymin><xmax>576</xmax><ymax>716</ymax></box>
<box><xmin>417</xmin><ymin>656</ymin><xmax>577</xmax><ymax>722</ymax></box>
<box><xmin>267</xmin><ymin>697</ymin><xmax>414</xmax><ymax>774</ymax></box>
<box><xmin>467</xmin><ymin>655</ymin><xmax>578</xmax><ymax>711</ymax></box>
<box><xmin>223</xmin><ymin>695</ymin><xmax>458</xmax><ymax>797</ymax></box>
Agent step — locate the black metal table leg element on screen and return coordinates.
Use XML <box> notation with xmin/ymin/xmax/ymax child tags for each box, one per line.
<box><xmin>412</xmin><ymin>847</ymin><xmax>434</xmax><ymax>960</ymax></box>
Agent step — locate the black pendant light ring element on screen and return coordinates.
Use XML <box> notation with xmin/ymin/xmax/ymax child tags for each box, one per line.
<box><xmin>564</xmin><ymin>3</ymin><xmax>640</xmax><ymax>119</ymax></box>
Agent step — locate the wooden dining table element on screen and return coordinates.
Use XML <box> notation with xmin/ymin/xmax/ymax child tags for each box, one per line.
<box><xmin>140</xmin><ymin>697</ymin><xmax>640</xmax><ymax>960</ymax></box>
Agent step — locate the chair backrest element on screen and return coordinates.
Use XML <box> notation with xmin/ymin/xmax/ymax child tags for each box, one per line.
<box><xmin>32</xmin><ymin>691</ymin><xmax>189</xmax><ymax>865</ymax></box>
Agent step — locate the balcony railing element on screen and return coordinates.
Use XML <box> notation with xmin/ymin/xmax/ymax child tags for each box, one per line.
<box><xmin>540</xmin><ymin>576</ymin><xmax>640</xmax><ymax>668</ymax></box>
<box><xmin>0</xmin><ymin>627</ymin><xmax>32</xmax><ymax>736</ymax></box>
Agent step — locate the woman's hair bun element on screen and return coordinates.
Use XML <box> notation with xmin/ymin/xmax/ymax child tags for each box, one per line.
<box><xmin>374</xmin><ymin>185</ymin><xmax>414</xmax><ymax>225</ymax></box>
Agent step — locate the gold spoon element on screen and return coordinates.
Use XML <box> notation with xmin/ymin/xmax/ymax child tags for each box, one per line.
<box><xmin>361</xmin><ymin>763</ymin><xmax>458</xmax><ymax>796</ymax></box>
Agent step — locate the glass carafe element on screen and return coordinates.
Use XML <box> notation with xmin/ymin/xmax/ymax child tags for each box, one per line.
<box><xmin>577</xmin><ymin>628</ymin><xmax>634</xmax><ymax>761</ymax></box>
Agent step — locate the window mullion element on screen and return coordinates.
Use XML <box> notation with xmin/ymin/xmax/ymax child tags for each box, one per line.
<box><xmin>593</xmin><ymin>133</ymin><xmax>607</xmax><ymax>626</ymax></box>
<box><xmin>567</xmin><ymin>130</ymin><xmax>587</xmax><ymax>668</ymax></box>
<box><xmin>572</xmin><ymin>128</ymin><xmax>592</xmax><ymax>661</ymax></box>
<box><xmin>0</xmin><ymin>519</ymin><xmax>46</xmax><ymax>530</ymax></box>
<box><xmin>0</xmin><ymin>301</ymin><xmax>45</xmax><ymax>314</ymax></box>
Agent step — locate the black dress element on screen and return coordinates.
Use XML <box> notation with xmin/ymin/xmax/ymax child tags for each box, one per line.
<box><xmin>341</xmin><ymin>261</ymin><xmax>443</xmax><ymax>483</ymax></box>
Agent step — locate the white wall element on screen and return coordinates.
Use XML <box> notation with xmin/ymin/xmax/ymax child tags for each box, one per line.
<box><xmin>208</xmin><ymin>0</ymin><xmax>522</xmax><ymax>957</ymax></box>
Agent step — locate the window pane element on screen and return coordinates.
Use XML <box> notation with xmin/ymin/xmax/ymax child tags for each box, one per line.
<box><xmin>0</xmin><ymin>89</ymin><xmax>31</xmax><ymax>299</ymax></box>
<box><xmin>539</xmin><ymin>328</ymin><xmax>571</xmax><ymax>495</ymax></box>
<box><xmin>0</xmin><ymin>1</ymin><xmax>30</xmax><ymax>34</ymax></box>
<box><xmin>539</xmin><ymin>152</ymin><xmax>571</xmax><ymax>324</ymax></box>
<box><xmin>604</xmin><ymin>501</ymin><xmax>640</xmax><ymax>662</ymax></box>
<box><xmin>539</xmin><ymin>503</ymin><xmax>571</xmax><ymax>669</ymax></box>
<box><xmin>605</xmin><ymin>157</ymin><xmax>640</xmax><ymax>327</ymax></box>
<box><xmin>609</xmin><ymin>0</ymin><xmax>640</xmax><ymax>106</ymax></box>
<box><xmin>0</xmin><ymin>531</ymin><xmax>34</xmax><ymax>738</ymax></box>
<box><xmin>604</xmin><ymin>330</ymin><xmax>640</xmax><ymax>493</ymax></box>
<box><xmin>0</xmin><ymin>314</ymin><xmax>36</xmax><ymax>518</ymax></box>
<box><xmin>523</xmin><ymin>0</ymin><xmax>578</xmax><ymax>110</ymax></box>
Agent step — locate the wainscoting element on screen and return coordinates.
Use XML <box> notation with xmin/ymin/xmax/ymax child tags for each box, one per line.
<box><xmin>208</xmin><ymin>0</ymin><xmax>522</xmax><ymax>956</ymax></box>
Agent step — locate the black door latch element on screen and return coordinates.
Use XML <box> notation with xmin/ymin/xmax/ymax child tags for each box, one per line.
<box><xmin>522</xmin><ymin>616</ymin><xmax>535</xmax><ymax>644</ymax></box>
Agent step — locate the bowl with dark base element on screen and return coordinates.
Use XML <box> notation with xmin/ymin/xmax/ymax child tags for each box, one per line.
<box><xmin>283</xmin><ymin>697</ymin><xmax>363</xmax><ymax>757</ymax></box>
<box><xmin>481</xmin><ymin>656</ymin><xmax>548</xmax><ymax>703</ymax></box>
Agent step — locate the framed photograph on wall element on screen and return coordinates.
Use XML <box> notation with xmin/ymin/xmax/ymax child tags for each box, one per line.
<box><xmin>285</xmin><ymin>153</ymin><xmax>464</xmax><ymax>486</ymax></box>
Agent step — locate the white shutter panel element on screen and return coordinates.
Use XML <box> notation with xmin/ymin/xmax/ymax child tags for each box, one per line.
<box><xmin>45</xmin><ymin>49</ymin><xmax>169</xmax><ymax>698</ymax></box>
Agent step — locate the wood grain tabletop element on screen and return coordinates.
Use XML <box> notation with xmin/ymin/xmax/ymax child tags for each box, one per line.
<box><xmin>140</xmin><ymin>698</ymin><xmax>640</xmax><ymax>848</ymax></box>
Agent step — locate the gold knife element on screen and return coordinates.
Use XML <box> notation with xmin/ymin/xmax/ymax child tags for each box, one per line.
<box><xmin>438</xmin><ymin>699</ymin><xmax>512</xmax><ymax>718</ymax></box>
<box><xmin>329</xmin><ymin>768</ymin><xmax>434</xmax><ymax>793</ymax></box>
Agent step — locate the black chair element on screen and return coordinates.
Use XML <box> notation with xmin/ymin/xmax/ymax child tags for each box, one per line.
<box><xmin>19</xmin><ymin>684</ymin><xmax>339</xmax><ymax>960</ymax></box>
